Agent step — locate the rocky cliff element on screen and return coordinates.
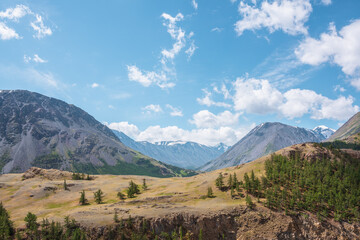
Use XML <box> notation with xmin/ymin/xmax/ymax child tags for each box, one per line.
<box><xmin>0</xmin><ymin>90</ymin><xmax>194</xmax><ymax>177</ymax></box>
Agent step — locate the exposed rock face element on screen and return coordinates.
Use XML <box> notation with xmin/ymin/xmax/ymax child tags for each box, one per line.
<box><xmin>84</xmin><ymin>207</ymin><xmax>360</xmax><ymax>240</ymax></box>
<box><xmin>112</xmin><ymin>130</ymin><xmax>228</xmax><ymax>169</ymax></box>
<box><xmin>327</xmin><ymin>112</ymin><xmax>360</xmax><ymax>142</ymax></box>
<box><xmin>201</xmin><ymin>122</ymin><xmax>321</xmax><ymax>171</ymax></box>
<box><xmin>0</xmin><ymin>90</ymin><xmax>194</xmax><ymax>177</ymax></box>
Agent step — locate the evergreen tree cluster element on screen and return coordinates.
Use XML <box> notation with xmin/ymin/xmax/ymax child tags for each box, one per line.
<box><xmin>72</xmin><ymin>173</ymin><xmax>92</xmax><ymax>181</ymax></box>
<box><xmin>127</xmin><ymin>181</ymin><xmax>140</xmax><ymax>198</ymax></box>
<box><xmin>0</xmin><ymin>202</ymin><xmax>15</xmax><ymax>239</ymax></box>
<box><xmin>260</xmin><ymin>153</ymin><xmax>360</xmax><ymax>222</ymax></box>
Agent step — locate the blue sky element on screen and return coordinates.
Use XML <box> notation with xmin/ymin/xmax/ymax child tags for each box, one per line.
<box><xmin>1</xmin><ymin>0</ymin><xmax>360</xmax><ymax>146</ymax></box>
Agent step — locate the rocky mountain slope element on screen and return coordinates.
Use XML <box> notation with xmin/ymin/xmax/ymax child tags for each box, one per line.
<box><xmin>0</xmin><ymin>90</ymin><xmax>194</xmax><ymax>177</ymax></box>
<box><xmin>327</xmin><ymin>112</ymin><xmax>360</xmax><ymax>142</ymax></box>
<box><xmin>112</xmin><ymin>130</ymin><xmax>228</xmax><ymax>169</ymax></box>
<box><xmin>201</xmin><ymin>122</ymin><xmax>322</xmax><ymax>171</ymax></box>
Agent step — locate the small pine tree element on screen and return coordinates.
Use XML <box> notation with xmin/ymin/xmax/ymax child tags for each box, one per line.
<box><xmin>127</xmin><ymin>181</ymin><xmax>140</xmax><ymax>198</ymax></box>
<box><xmin>142</xmin><ymin>179</ymin><xmax>148</xmax><ymax>190</ymax></box>
<box><xmin>228</xmin><ymin>174</ymin><xmax>233</xmax><ymax>189</ymax></box>
<box><xmin>233</xmin><ymin>173</ymin><xmax>238</xmax><ymax>188</ymax></box>
<box><xmin>245</xmin><ymin>195</ymin><xmax>254</xmax><ymax>209</ymax></box>
<box><xmin>94</xmin><ymin>189</ymin><xmax>104</xmax><ymax>204</ymax></box>
<box><xmin>0</xmin><ymin>202</ymin><xmax>15</xmax><ymax>239</ymax></box>
<box><xmin>24</xmin><ymin>212</ymin><xmax>38</xmax><ymax>236</ymax></box>
<box><xmin>86</xmin><ymin>174</ymin><xmax>91</xmax><ymax>180</ymax></box>
<box><xmin>117</xmin><ymin>191</ymin><xmax>126</xmax><ymax>200</ymax></box>
<box><xmin>63</xmin><ymin>179</ymin><xmax>68</xmax><ymax>190</ymax></box>
<box><xmin>215</xmin><ymin>173</ymin><xmax>224</xmax><ymax>190</ymax></box>
<box><xmin>79</xmin><ymin>190</ymin><xmax>88</xmax><ymax>205</ymax></box>
<box><xmin>207</xmin><ymin>187</ymin><xmax>214</xmax><ymax>198</ymax></box>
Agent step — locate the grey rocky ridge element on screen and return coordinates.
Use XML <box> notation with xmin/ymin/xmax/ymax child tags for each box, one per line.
<box><xmin>112</xmin><ymin>130</ymin><xmax>228</xmax><ymax>169</ymax></box>
<box><xmin>0</xmin><ymin>90</ymin><xmax>195</xmax><ymax>177</ymax></box>
<box><xmin>201</xmin><ymin>122</ymin><xmax>331</xmax><ymax>172</ymax></box>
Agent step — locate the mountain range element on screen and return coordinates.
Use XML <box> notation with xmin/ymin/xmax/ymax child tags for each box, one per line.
<box><xmin>326</xmin><ymin>112</ymin><xmax>360</xmax><ymax>142</ymax></box>
<box><xmin>0</xmin><ymin>90</ymin><xmax>195</xmax><ymax>177</ymax></box>
<box><xmin>200</xmin><ymin>122</ymin><xmax>333</xmax><ymax>171</ymax></box>
<box><xmin>112</xmin><ymin>130</ymin><xmax>228</xmax><ymax>169</ymax></box>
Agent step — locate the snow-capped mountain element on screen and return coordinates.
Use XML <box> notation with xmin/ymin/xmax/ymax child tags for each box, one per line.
<box><xmin>311</xmin><ymin>125</ymin><xmax>335</xmax><ymax>140</ymax></box>
<box><xmin>113</xmin><ymin>130</ymin><xmax>229</xmax><ymax>170</ymax></box>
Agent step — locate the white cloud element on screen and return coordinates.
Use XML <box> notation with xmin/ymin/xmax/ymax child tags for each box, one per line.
<box><xmin>350</xmin><ymin>78</ymin><xmax>360</xmax><ymax>90</ymax></box>
<box><xmin>33</xmin><ymin>54</ymin><xmax>47</xmax><ymax>63</ymax></box>
<box><xmin>295</xmin><ymin>20</ymin><xmax>360</xmax><ymax>90</ymax></box>
<box><xmin>0</xmin><ymin>5</ymin><xmax>52</xmax><ymax>40</ymax></box>
<box><xmin>189</xmin><ymin>110</ymin><xmax>241</xmax><ymax>128</ymax></box>
<box><xmin>91</xmin><ymin>83</ymin><xmax>99</xmax><ymax>88</ymax></box>
<box><xmin>197</xmin><ymin>89</ymin><xmax>231</xmax><ymax>108</ymax></box>
<box><xmin>0</xmin><ymin>4</ymin><xmax>31</xmax><ymax>21</ymax></box>
<box><xmin>105</xmin><ymin>121</ymin><xmax>140</xmax><ymax>139</ymax></box>
<box><xmin>321</xmin><ymin>0</ymin><xmax>331</xmax><ymax>5</ymax></box>
<box><xmin>127</xmin><ymin>65</ymin><xmax>174</xmax><ymax>89</ymax></box>
<box><xmin>127</xmin><ymin>13</ymin><xmax>196</xmax><ymax>89</ymax></box>
<box><xmin>232</xmin><ymin>77</ymin><xmax>359</xmax><ymax>121</ymax></box>
<box><xmin>0</xmin><ymin>22</ymin><xmax>20</xmax><ymax>40</ymax></box>
<box><xmin>192</xmin><ymin>0</ymin><xmax>198</xmax><ymax>10</ymax></box>
<box><xmin>30</xmin><ymin>14</ymin><xmax>52</xmax><ymax>39</ymax></box>
<box><xmin>142</xmin><ymin>104</ymin><xmax>163</xmax><ymax>114</ymax></box>
<box><xmin>108</xmin><ymin>105</ymin><xmax>115</xmax><ymax>109</ymax></box>
<box><xmin>233</xmin><ymin>77</ymin><xmax>283</xmax><ymax>114</ymax></box>
<box><xmin>107</xmin><ymin>122</ymin><xmax>251</xmax><ymax>146</ymax></box>
<box><xmin>334</xmin><ymin>85</ymin><xmax>346</xmax><ymax>92</ymax></box>
<box><xmin>24</xmin><ymin>54</ymin><xmax>47</xmax><ymax>63</ymax></box>
<box><xmin>211</xmin><ymin>27</ymin><xmax>223</xmax><ymax>33</ymax></box>
<box><xmin>166</xmin><ymin>104</ymin><xmax>183</xmax><ymax>117</ymax></box>
<box><xmin>235</xmin><ymin>0</ymin><xmax>312</xmax><ymax>36</ymax></box>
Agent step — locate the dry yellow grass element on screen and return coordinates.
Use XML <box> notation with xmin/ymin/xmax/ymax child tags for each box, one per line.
<box><xmin>0</xmin><ymin>152</ymin><xmax>274</xmax><ymax>228</ymax></box>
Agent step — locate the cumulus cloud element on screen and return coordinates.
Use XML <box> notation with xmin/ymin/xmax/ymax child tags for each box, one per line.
<box><xmin>235</xmin><ymin>0</ymin><xmax>312</xmax><ymax>36</ymax></box>
<box><xmin>232</xmin><ymin>77</ymin><xmax>359</xmax><ymax>121</ymax></box>
<box><xmin>104</xmin><ymin>121</ymin><xmax>140</xmax><ymax>139</ymax></box>
<box><xmin>142</xmin><ymin>104</ymin><xmax>163</xmax><ymax>114</ymax></box>
<box><xmin>295</xmin><ymin>20</ymin><xmax>360</xmax><ymax>90</ymax></box>
<box><xmin>189</xmin><ymin>110</ymin><xmax>241</xmax><ymax>128</ymax></box>
<box><xmin>0</xmin><ymin>22</ymin><xmax>20</xmax><ymax>40</ymax></box>
<box><xmin>24</xmin><ymin>54</ymin><xmax>47</xmax><ymax>63</ymax></box>
<box><xmin>233</xmin><ymin>78</ymin><xmax>283</xmax><ymax>114</ymax></box>
<box><xmin>197</xmin><ymin>89</ymin><xmax>231</xmax><ymax>108</ymax></box>
<box><xmin>166</xmin><ymin>104</ymin><xmax>183</xmax><ymax>117</ymax></box>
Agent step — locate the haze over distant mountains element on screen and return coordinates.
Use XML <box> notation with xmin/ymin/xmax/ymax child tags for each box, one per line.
<box><xmin>112</xmin><ymin>130</ymin><xmax>228</xmax><ymax>169</ymax></box>
<box><xmin>0</xmin><ymin>90</ymin><xmax>194</xmax><ymax>177</ymax></box>
<box><xmin>201</xmin><ymin>122</ymin><xmax>334</xmax><ymax>171</ymax></box>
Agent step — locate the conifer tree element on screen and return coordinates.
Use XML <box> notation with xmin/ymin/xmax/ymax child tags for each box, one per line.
<box><xmin>142</xmin><ymin>179</ymin><xmax>148</xmax><ymax>190</ymax></box>
<box><xmin>228</xmin><ymin>174</ymin><xmax>233</xmax><ymax>189</ymax></box>
<box><xmin>245</xmin><ymin>195</ymin><xmax>254</xmax><ymax>209</ymax></box>
<box><xmin>215</xmin><ymin>173</ymin><xmax>224</xmax><ymax>190</ymax></box>
<box><xmin>207</xmin><ymin>187</ymin><xmax>214</xmax><ymax>198</ymax></box>
<box><xmin>117</xmin><ymin>191</ymin><xmax>126</xmax><ymax>200</ymax></box>
<box><xmin>63</xmin><ymin>179</ymin><xmax>68</xmax><ymax>190</ymax></box>
<box><xmin>79</xmin><ymin>190</ymin><xmax>88</xmax><ymax>205</ymax></box>
<box><xmin>94</xmin><ymin>189</ymin><xmax>104</xmax><ymax>204</ymax></box>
